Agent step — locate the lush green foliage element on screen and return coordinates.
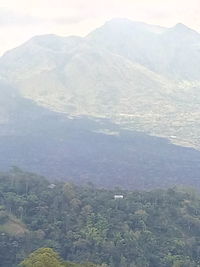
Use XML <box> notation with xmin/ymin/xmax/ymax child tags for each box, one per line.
<box><xmin>20</xmin><ymin>247</ymin><xmax>101</xmax><ymax>267</ymax></box>
<box><xmin>20</xmin><ymin>247</ymin><xmax>63</xmax><ymax>267</ymax></box>
<box><xmin>0</xmin><ymin>169</ymin><xmax>200</xmax><ymax>266</ymax></box>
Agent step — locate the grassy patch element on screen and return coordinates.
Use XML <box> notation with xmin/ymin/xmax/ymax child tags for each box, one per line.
<box><xmin>0</xmin><ymin>214</ymin><xmax>28</xmax><ymax>236</ymax></box>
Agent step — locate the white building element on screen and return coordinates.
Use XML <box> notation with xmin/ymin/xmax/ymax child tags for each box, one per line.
<box><xmin>48</xmin><ymin>184</ymin><xmax>56</xmax><ymax>189</ymax></box>
<box><xmin>114</xmin><ymin>195</ymin><xmax>124</xmax><ymax>200</ymax></box>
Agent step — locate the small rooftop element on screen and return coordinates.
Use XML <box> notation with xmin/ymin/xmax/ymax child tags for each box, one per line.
<box><xmin>114</xmin><ymin>195</ymin><xmax>124</xmax><ymax>199</ymax></box>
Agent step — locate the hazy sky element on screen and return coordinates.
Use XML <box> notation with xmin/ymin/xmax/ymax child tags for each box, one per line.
<box><xmin>0</xmin><ymin>0</ymin><xmax>199</xmax><ymax>55</ymax></box>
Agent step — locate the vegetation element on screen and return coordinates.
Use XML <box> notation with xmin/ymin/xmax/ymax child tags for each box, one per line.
<box><xmin>20</xmin><ymin>247</ymin><xmax>101</xmax><ymax>267</ymax></box>
<box><xmin>0</xmin><ymin>169</ymin><xmax>200</xmax><ymax>266</ymax></box>
<box><xmin>20</xmin><ymin>248</ymin><xmax>63</xmax><ymax>267</ymax></box>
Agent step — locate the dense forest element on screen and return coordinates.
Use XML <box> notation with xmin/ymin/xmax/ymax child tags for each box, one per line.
<box><xmin>0</xmin><ymin>168</ymin><xmax>200</xmax><ymax>266</ymax></box>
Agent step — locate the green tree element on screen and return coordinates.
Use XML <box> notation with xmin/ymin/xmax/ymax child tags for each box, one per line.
<box><xmin>20</xmin><ymin>248</ymin><xmax>63</xmax><ymax>267</ymax></box>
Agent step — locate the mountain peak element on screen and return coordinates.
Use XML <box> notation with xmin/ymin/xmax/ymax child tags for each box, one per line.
<box><xmin>102</xmin><ymin>18</ymin><xmax>145</xmax><ymax>30</ymax></box>
<box><xmin>92</xmin><ymin>18</ymin><xmax>166</xmax><ymax>35</ymax></box>
<box><xmin>171</xmin><ymin>23</ymin><xmax>197</xmax><ymax>33</ymax></box>
<box><xmin>174</xmin><ymin>23</ymin><xmax>188</xmax><ymax>29</ymax></box>
<box><xmin>104</xmin><ymin>18</ymin><xmax>157</xmax><ymax>28</ymax></box>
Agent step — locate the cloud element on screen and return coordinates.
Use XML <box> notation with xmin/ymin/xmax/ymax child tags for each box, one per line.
<box><xmin>1</xmin><ymin>0</ymin><xmax>199</xmax><ymax>29</ymax></box>
<box><xmin>0</xmin><ymin>8</ymin><xmax>44</xmax><ymax>26</ymax></box>
<box><xmin>0</xmin><ymin>8</ymin><xmax>43</xmax><ymax>26</ymax></box>
<box><xmin>51</xmin><ymin>15</ymin><xmax>87</xmax><ymax>25</ymax></box>
<box><xmin>0</xmin><ymin>7</ymin><xmax>87</xmax><ymax>27</ymax></box>
<box><xmin>0</xmin><ymin>0</ymin><xmax>199</xmax><ymax>56</ymax></box>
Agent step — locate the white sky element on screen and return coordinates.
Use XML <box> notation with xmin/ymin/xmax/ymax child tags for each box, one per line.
<box><xmin>0</xmin><ymin>0</ymin><xmax>199</xmax><ymax>55</ymax></box>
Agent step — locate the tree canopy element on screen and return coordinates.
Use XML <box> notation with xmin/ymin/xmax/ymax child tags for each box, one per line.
<box><xmin>0</xmin><ymin>170</ymin><xmax>200</xmax><ymax>266</ymax></box>
<box><xmin>20</xmin><ymin>248</ymin><xmax>63</xmax><ymax>267</ymax></box>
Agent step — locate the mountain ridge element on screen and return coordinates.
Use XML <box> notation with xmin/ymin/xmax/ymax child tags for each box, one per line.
<box><xmin>0</xmin><ymin>18</ymin><xmax>200</xmax><ymax>149</ymax></box>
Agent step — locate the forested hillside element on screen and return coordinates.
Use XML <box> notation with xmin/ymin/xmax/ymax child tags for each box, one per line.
<box><xmin>0</xmin><ymin>169</ymin><xmax>200</xmax><ymax>266</ymax></box>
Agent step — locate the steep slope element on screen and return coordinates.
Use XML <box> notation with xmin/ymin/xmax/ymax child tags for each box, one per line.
<box><xmin>0</xmin><ymin>80</ymin><xmax>64</xmax><ymax>137</ymax></box>
<box><xmin>0</xmin><ymin>81</ymin><xmax>19</xmax><ymax>124</ymax></box>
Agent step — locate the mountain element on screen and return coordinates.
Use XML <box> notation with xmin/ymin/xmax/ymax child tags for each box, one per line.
<box><xmin>87</xmin><ymin>19</ymin><xmax>200</xmax><ymax>81</ymax></box>
<box><xmin>0</xmin><ymin>32</ymin><xmax>176</xmax><ymax>116</ymax></box>
<box><xmin>1</xmin><ymin>19</ymin><xmax>200</xmax><ymax>189</ymax></box>
<box><xmin>0</xmin><ymin>19</ymin><xmax>200</xmax><ymax>149</ymax></box>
